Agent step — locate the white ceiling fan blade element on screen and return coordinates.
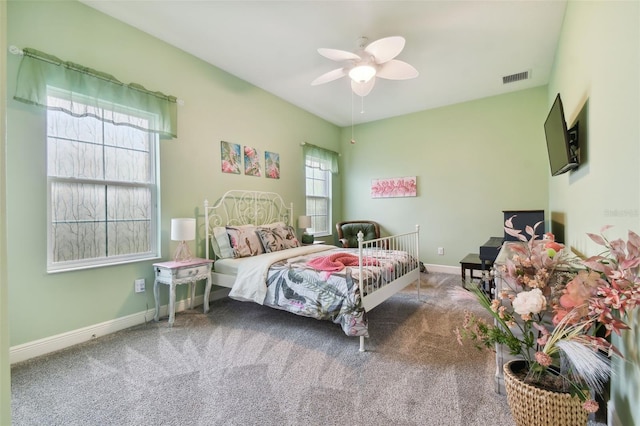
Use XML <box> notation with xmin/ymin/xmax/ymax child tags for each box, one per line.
<box><xmin>376</xmin><ymin>60</ymin><xmax>419</xmax><ymax>80</ymax></box>
<box><xmin>311</xmin><ymin>68</ymin><xmax>347</xmax><ymax>86</ymax></box>
<box><xmin>351</xmin><ymin>78</ymin><xmax>376</xmax><ymax>97</ymax></box>
<box><xmin>317</xmin><ymin>48</ymin><xmax>361</xmax><ymax>62</ymax></box>
<box><xmin>365</xmin><ymin>36</ymin><xmax>405</xmax><ymax>64</ymax></box>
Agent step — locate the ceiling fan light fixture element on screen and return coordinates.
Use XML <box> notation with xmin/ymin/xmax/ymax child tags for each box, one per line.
<box><xmin>349</xmin><ymin>65</ymin><xmax>376</xmax><ymax>83</ymax></box>
<box><xmin>313</xmin><ymin>36</ymin><xmax>416</xmax><ymax>95</ymax></box>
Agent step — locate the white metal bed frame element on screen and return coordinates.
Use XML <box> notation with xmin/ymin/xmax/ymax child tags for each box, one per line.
<box><xmin>204</xmin><ymin>190</ymin><xmax>293</xmax><ymax>288</ymax></box>
<box><xmin>204</xmin><ymin>190</ymin><xmax>421</xmax><ymax>351</ymax></box>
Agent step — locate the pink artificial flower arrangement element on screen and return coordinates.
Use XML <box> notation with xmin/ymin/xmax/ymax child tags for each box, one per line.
<box><xmin>455</xmin><ymin>217</ymin><xmax>640</xmax><ymax>413</ymax></box>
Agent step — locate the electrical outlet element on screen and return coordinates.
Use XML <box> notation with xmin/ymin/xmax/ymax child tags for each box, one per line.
<box><xmin>437</xmin><ymin>247</ymin><xmax>444</xmax><ymax>255</ymax></box>
<box><xmin>134</xmin><ymin>278</ymin><xmax>146</xmax><ymax>293</ymax></box>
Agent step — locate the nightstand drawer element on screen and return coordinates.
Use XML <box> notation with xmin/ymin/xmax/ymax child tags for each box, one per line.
<box><xmin>174</xmin><ymin>264</ymin><xmax>210</xmax><ymax>279</ymax></box>
<box><xmin>156</xmin><ymin>263</ymin><xmax>209</xmax><ymax>281</ymax></box>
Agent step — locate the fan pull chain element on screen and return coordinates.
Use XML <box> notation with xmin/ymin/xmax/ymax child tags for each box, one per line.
<box><xmin>350</xmin><ymin>91</ymin><xmax>356</xmax><ymax>144</ymax></box>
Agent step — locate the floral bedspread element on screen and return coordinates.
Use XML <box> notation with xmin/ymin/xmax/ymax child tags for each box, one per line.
<box><xmin>262</xmin><ymin>247</ymin><xmax>418</xmax><ymax>337</ymax></box>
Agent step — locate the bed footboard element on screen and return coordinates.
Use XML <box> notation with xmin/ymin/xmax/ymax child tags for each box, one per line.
<box><xmin>358</xmin><ymin>225</ymin><xmax>421</xmax><ymax>312</ymax></box>
<box><xmin>357</xmin><ymin>225</ymin><xmax>420</xmax><ymax>352</ymax></box>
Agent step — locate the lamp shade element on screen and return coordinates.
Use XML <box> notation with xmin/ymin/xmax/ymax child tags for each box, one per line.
<box><xmin>298</xmin><ymin>215</ymin><xmax>312</xmax><ymax>229</ymax></box>
<box><xmin>171</xmin><ymin>218</ymin><xmax>196</xmax><ymax>242</ymax></box>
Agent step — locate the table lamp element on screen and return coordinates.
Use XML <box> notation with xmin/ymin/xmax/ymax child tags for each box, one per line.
<box><xmin>298</xmin><ymin>215</ymin><xmax>314</xmax><ymax>244</ymax></box>
<box><xmin>171</xmin><ymin>218</ymin><xmax>196</xmax><ymax>262</ymax></box>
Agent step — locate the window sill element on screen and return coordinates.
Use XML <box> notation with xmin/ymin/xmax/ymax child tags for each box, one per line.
<box><xmin>47</xmin><ymin>255</ymin><xmax>161</xmax><ymax>274</ymax></box>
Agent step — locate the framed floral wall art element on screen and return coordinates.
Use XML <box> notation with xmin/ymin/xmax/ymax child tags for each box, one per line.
<box><xmin>220</xmin><ymin>141</ymin><xmax>241</xmax><ymax>174</ymax></box>
<box><xmin>243</xmin><ymin>145</ymin><xmax>262</xmax><ymax>177</ymax></box>
<box><xmin>371</xmin><ymin>176</ymin><xmax>417</xmax><ymax>198</ymax></box>
<box><xmin>265</xmin><ymin>151</ymin><xmax>280</xmax><ymax>179</ymax></box>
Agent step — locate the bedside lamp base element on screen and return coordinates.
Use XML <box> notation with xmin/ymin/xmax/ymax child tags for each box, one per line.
<box><xmin>173</xmin><ymin>241</ymin><xmax>193</xmax><ymax>262</ymax></box>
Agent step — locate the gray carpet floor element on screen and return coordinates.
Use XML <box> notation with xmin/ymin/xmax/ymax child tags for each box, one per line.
<box><xmin>11</xmin><ymin>272</ymin><xmax>517</xmax><ymax>426</ymax></box>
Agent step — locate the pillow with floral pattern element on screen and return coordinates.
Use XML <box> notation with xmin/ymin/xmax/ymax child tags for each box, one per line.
<box><xmin>226</xmin><ymin>225</ymin><xmax>265</xmax><ymax>258</ymax></box>
<box><xmin>256</xmin><ymin>225</ymin><xmax>300</xmax><ymax>253</ymax></box>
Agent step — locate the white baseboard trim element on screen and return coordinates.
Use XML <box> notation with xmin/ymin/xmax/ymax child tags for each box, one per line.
<box><xmin>10</xmin><ymin>288</ymin><xmax>230</xmax><ymax>364</ymax></box>
<box><xmin>424</xmin><ymin>263</ymin><xmax>459</xmax><ymax>275</ymax></box>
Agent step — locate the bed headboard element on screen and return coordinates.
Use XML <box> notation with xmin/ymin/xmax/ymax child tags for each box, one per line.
<box><xmin>204</xmin><ymin>190</ymin><xmax>294</xmax><ymax>259</ymax></box>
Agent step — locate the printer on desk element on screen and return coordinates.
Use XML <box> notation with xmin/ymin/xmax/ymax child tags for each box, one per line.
<box><xmin>479</xmin><ymin>237</ymin><xmax>502</xmax><ymax>268</ymax></box>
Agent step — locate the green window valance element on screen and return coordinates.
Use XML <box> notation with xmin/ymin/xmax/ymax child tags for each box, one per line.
<box><xmin>14</xmin><ymin>48</ymin><xmax>178</xmax><ymax>139</ymax></box>
<box><xmin>302</xmin><ymin>142</ymin><xmax>339</xmax><ymax>174</ymax></box>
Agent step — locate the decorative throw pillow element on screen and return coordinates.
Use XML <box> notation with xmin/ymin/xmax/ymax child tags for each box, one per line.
<box><xmin>256</xmin><ymin>225</ymin><xmax>300</xmax><ymax>253</ymax></box>
<box><xmin>226</xmin><ymin>225</ymin><xmax>265</xmax><ymax>258</ymax></box>
<box><xmin>210</xmin><ymin>235</ymin><xmax>221</xmax><ymax>258</ymax></box>
<box><xmin>212</xmin><ymin>226</ymin><xmax>235</xmax><ymax>259</ymax></box>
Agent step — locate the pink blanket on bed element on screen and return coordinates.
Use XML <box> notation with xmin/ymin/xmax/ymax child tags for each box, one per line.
<box><xmin>306</xmin><ymin>252</ymin><xmax>378</xmax><ymax>272</ymax></box>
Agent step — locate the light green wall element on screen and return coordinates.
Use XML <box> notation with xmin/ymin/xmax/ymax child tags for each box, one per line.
<box><xmin>4</xmin><ymin>0</ymin><xmax>639</xmax><ymax>423</ymax></box>
<box><xmin>547</xmin><ymin>1</ymin><xmax>639</xmax><ymax>425</ymax></box>
<box><xmin>1</xmin><ymin>0</ymin><xmax>11</xmax><ymax>423</ymax></box>
<box><xmin>339</xmin><ymin>87</ymin><xmax>550</xmax><ymax>267</ymax></box>
<box><xmin>6</xmin><ymin>0</ymin><xmax>340</xmax><ymax>347</ymax></box>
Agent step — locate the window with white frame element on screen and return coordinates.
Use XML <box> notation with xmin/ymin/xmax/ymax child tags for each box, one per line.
<box><xmin>304</xmin><ymin>155</ymin><xmax>332</xmax><ymax>236</ymax></box>
<box><xmin>47</xmin><ymin>89</ymin><xmax>159</xmax><ymax>272</ymax></box>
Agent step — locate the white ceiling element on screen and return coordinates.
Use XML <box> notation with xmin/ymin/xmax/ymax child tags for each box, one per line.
<box><xmin>81</xmin><ymin>0</ymin><xmax>567</xmax><ymax>127</ymax></box>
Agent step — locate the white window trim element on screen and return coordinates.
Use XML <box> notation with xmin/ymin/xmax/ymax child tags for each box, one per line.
<box><xmin>46</xmin><ymin>89</ymin><xmax>160</xmax><ymax>273</ymax></box>
<box><xmin>305</xmin><ymin>157</ymin><xmax>332</xmax><ymax>237</ymax></box>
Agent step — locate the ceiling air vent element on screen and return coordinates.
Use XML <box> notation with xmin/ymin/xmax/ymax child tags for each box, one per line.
<box><xmin>502</xmin><ymin>70</ymin><xmax>530</xmax><ymax>84</ymax></box>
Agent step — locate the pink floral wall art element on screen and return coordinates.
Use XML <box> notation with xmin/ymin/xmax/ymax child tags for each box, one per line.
<box><xmin>243</xmin><ymin>145</ymin><xmax>262</xmax><ymax>177</ymax></box>
<box><xmin>371</xmin><ymin>176</ymin><xmax>417</xmax><ymax>198</ymax></box>
<box><xmin>265</xmin><ymin>151</ymin><xmax>280</xmax><ymax>179</ymax></box>
<box><xmin>220</xmin><ymin>141</ymin><xmax>241</xmax><ymax>174</ymax></box>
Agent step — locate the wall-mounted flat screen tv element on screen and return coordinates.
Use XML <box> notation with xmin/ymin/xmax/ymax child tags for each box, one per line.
<box><xmin>544</xmin><ymin>94</ymin><xmax>579</xmax><ymax>176</ymax></box>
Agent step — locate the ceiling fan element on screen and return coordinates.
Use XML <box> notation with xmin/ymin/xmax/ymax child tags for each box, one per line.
<box><xmin>311</xmin><ymin>36</ymin><xmax>419</xmax><ymax>97</ymax></box>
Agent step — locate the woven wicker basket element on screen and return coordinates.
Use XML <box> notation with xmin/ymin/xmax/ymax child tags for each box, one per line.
<box><xmin>503</xmin><ymin>360</ymin><xmax>588</xmax><ymax>426</ymax></box>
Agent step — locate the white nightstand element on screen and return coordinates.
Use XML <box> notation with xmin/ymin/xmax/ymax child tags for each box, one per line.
<box><xmin>153</xmin><ymin>258</ymin><xmax>214</xmax><ymax>326</ymax></box>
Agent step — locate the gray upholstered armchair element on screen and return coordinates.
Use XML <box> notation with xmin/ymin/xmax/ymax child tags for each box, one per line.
<box><xmin>335</xmin><ymin>220</ymin><xmax>381</xmax><ymax>248</ymax></box>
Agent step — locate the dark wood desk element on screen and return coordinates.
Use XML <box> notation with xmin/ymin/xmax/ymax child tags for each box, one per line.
<box><xmin>460</xmin><ymin>253</ymin><xmax>494</xmax><ymax>295</ymax></box>
<box><xmin>460</xmin><ymin>253</ymin><xmax>486</xmax><ymax>281</ymax></box>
